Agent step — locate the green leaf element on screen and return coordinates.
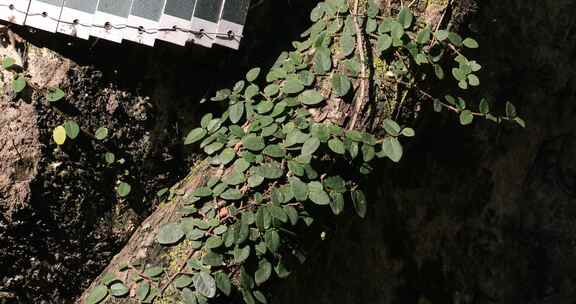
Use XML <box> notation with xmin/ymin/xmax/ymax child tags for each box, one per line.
<box><xmin>314</xmin><ymin>46</ymin><xmax>332</xmax><ymax>73</ymax></box>
<box><xmin>300</xmin><ymin>89</ymin><xmax>325</xmax><ymax>105</ymax></box>
<box><xmin>229</xmin><ymin>102</ymin><xmax>245</xmax><ymax>124</ymax></box>
<box><xmin>136</xmin><ymin>282</ymin><xmax>150</xmax><ymax>301</ymax></box>
<box><xmin>233</xmin><ymin>245</ymin><xmax>251</xmax><ymax>264</ymax></box>
<box><xmin>283</xmin><ymin>78</ymin><xmax>305</xmax><ymax>94</ymax></box>
<box><xmin>331</xmin><ymin>73</ymin><xmax>351</xmax><ymax>97</ymax></box>
<box><xmin>181</xmin><ymin>288</ymin><xmax>197</xmax><ymax>304</ymax></box>
<box><xmin>329</xmin><ymin>192</ymin><xmax>345</xmax><ymax>215</ymax></box>
<box><xmin>2</xmin><ymin>57</ymin><xmax>15</xmax><ymax>69</ymax></box>
<box><xmin>205</xmin><ymin>236</ymin><xmax>223</xmax><ymax>249</ymax></box>
<box><xmin>47</xmin><ymin>88</ymin><xmax>66</xmax><ymax>102</ymax></box>
<box><xmin>257</xmin><ymin>163</ymin><xmax>283</xmax><ymax>179</ymax></box>
<box><xmin>398</xmin><ymin>7</ymin><xmax>413</xmax><ymax>28</ymax></box>
<box><xmin>479</xmin><ymin>98</ymin><xmax>490</xmax><ymax>114</ymax></box>
<box><xmin>275</xmin><ymin>259</ymin><xmax>291</xmax><ymax>279</ymax></box>
<box><xmin>377</xmin><ymin>34</ymin><xmax>392</xmax><ymax>53</ymax></box>
<box><xmin>12</xmin><ymin>75</ymin><xmax>26</xmax><ymax>93</ymax></box>
<box><xmin>63</xmin><ymin>121</ymin><xmax>80</xmax><ymax>139</ymax></box>
<box><xmin>212</xmin><ymin>89</ymin><xmax>231</xmax><ymax>101</ymax></box>
<box><xmin>246</xmin><ymin>67</ymin><xmax>261</xmax><ymax>82</ymax></box>
<box><xmin>85</xmin><ymin>285</ymin><xmax>108</xmax><ymax>304</ymax></box>
<box><xmin>203</xmin><ymin>251</ymin><xmax>224</xmax><ymax>266</ymax></box>
<box><xmin>351</xmin><ymin>190</ymin><xmax>367</xmax><ymax>218</ymax></box>
<box><xmin>324</xmin><ymin>175</ymin><xmax>346</xmax><ymax>193</ymax></box>
<box><xmin>222</xmin><ymin>170</ymin><xmax>246</xmax><ymax>186</ymax></box>
<box><xmin>341</xmin><ymin>33</ymin><xmax>356</xmax><ymax>57</ymax></box>
<box><xmin>110</xmin><ymin>282</ymin><xmax>129</xmax><ymax>297</ymax></box>
<box><xmin>448</xmin><ymin>32</ymin><xmax>463</xmax><ymax>46</ymax></box>
<box><xmin>174</xmin><ymin>274</ymin><xmax>194</xmax><ymax>289</ymax></box>
<box><xmin>53</xmin><ymin>126</ymin><xmax>67</xmax><ymax>145</ymax></box>
<box><xmin>185</xmin><ymin>128</ymin><xmax>207</xmax><ymax>145</ymax></box>
<box><xmin>383</xmin><ymin>119</ymin><xmax>401</xmax><ymax>136</ymax></box>
<box><xmin>390</xmin><ymin>21</ymin><xmax>404</xmax><ymax>40</ymax></box>
<box><xmin>193</xmin><ymin>272</ymin><xmax>217</xmax><ymax>298</ymax></box>
<box><xmin>308</xmin><ymin>181</ymin><xmax>330</xmax><ymax>205</ymax></box>
<box><xmin>263</xmin><ymin>145</ymin><xmax>285</xmax><ymax>158</ymax></box>
<box><xmin>220</xmin><ymin>189</ymin><xmax>243</xmax><ymax>200</ymax></box>
<box><xmin>95</xmin><ymin>127</ymin><xmax>109</xmax><ymax>140</ymax></box>
<box><xmin>434</xmin><ymin>64</ymin><xmax>445</xmax><ymax>80</ymax></box>
<box><xmin>204</xmin><ymin>141</ymin><xmax>224</xmax><ymax>155</ymax></box>
<box><xmin>243</xmin><ymin>135</ymin><xmax>266</xmax><ymax>151</ymax></box>
<box><xmin>143</xmin><ymin>266</ymin><xmax>164</xmax><ymax>277</ymax></box>
<box><xmin>285</xmin><ymin>129</ymin><xmax>310</xmax><ymax>146</ymax></box>
<box><xmin>255</xmin><ymin>259</ymin><xmax>272</xmax><ymax>286</ymax></box>
<box><xmin>215</xmin><ymin>272</ymin><xmax>232</xmax><ymax>296</ymax></box>
<box><xmin>435</xmin><ymin>30</ymin><xmax>449</xmax><ymax>41</ymax></box>
<box><xmin>105</xmin><ymin>152</ymin><xmax>115</xmax><ymax>164</ymax></box>
<box><xmin>459</xmin><ymin>110</ymin><xmax>474</xmax><ymax>125</ymax></box>
<box><xmin>463</xmin><ymin>38</ymin><xmax>479</xmax><ymax>48</ymax></box>
<box><xmin>192</xmin><ymin>187</ymin><xmax>212</xmax><ymax>197</ymax></box>
<box><xmin>505</xmin><ymin>101</ymin><xmax>517</xmax><ymax>118</ymax></box>
<box><xmin>416</xmin><ymin>26</ymin><xmax>431</xmax><ymax>44</ymax></box>
<box><xmin>219</xmin><ymin>148</ymin><xmax>236</xmax><ymax>165</ymax></box>
<box><xmin>289</xmin><ymin>177</ymin><xmax>309</xmax><ymax>201</ymax></box>
<box><xmin>362</xmin><ymin>144</ymin><xmax>376</xmax><ymax>162</ymax></box>
<box><xmin>248</xmin><ymin>175</ymin><xmax>265</xmax><ymax>188</ymax></box>
<box><xmin>468</xmin><ymin>74</ymin><xmax>480</xmax><ymax>86</ymax></box>
<box><xmin>157</xmin><ymin>223</ymin><xmax>185</xmax><ymax>245</ymax></box>
<box><xmin>265</xmin><ymin>230</ymin><xmax>281</xmax><ymax>253</ymax></box>
<box><xmin>382</xmin><ymin>137</ymin><xmax>403</xmax><ymax>162</ymax></box>
<box><xmin>117</xmin><ymin>182</ymin><xmax>131</xmax><ymax>197</ymax></box>
<box><xmin>253</xmin><ymin>290</ymin><xmax>268</xmax><ymax>304</ymax></box>
<box><xmin>328</xmin><ymin>138</ymin><xmax>345</xmax><ymax>154</ymax></box>
<box><xmin>515</xmin><ymin>117</ymin><xmax>526</xmax><ymax>128</ymax></box>
<box><xmin>264</xmin><ymin>84</ymin><xmax>279</xmax><ymax>96</ymax></box>
<box><xmin>256</xmin><ymin>100</ymin><xmax>274</xmax><ymax>114</ymax></box>
<box><xmin>301</xmin><ymin>137</ymin><xmax>321</xmax><ymax>155</ymax></box>
<box><xmin>402</xmin><ymin>127</ymin><xmax>415</xmax><ymax>137</ymax></box>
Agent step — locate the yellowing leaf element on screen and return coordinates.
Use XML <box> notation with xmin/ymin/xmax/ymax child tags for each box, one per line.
<box><xmin>53</xmin><ymin>126</ymin><xmax>67</xmax><ymax>145</ymax></box>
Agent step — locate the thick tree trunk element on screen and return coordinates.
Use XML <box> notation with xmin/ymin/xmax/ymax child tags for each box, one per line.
<box><xmin>75</xmin><ymin>1</ymin><xmax>461</xmax><ymax>303</ymax></box>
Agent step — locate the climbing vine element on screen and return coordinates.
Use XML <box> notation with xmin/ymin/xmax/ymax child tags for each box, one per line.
<box><xmin>84</xmin><ymin>0</ymin><xmax>523</xmax><ymax>303</ymax></box>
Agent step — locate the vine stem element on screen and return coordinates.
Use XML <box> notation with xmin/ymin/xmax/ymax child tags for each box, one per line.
<box><xmin>348</xmin><ymin>0</ymin><xmax>369</xmax><ymax>130</ymax></box>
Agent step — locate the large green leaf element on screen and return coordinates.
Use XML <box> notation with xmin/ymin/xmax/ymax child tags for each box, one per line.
<box><xmin>283</xmin><ymin>78</ymin><xmax>305</xmax><ymax>94</ymax></box>
<box><xmin>222</xmin><ymin>170</ymin><xmax>246</xmax><ymax>186</ymax></box>
<box><xmin>301</xmin><ymin>137</ymin><xmax>321</xmax><ymax>155</ymax></box>
<box><xmin>157</xmin><ymin>223</ymin><xmax>185</xmax><ymax>245</ymax></box>
<box><xmin>313</xmin><ymin>46</ymin><xmax>332</xmax><ymax>73</ymax></box>
<box><xmin>63</xmin><ymin>121</ymin><xmax>80</xmax><ymax>139</ymax></box>
<box><xmin>85</xmin><ymin>285</ymin><xmax>108</xmax><ymax>304</ymax></box>
<box><xmin>332</xmin><ymin>73</ymin><xmax>351</xmax><ymax>97</ymax></box>
<box><xmin>255</xmin><ymin>259</ymin><xmax>272</xmax><ymax>286</ymax></box>
<box><xmin>229</xmin><ymin>102</ymin><xmax>245</xmax><ymax>124</ymax></box>
<box><xmin>221</xmin><ymin>189</ymin><xmax>243</xmax><ymax>200</ymax></box>
<box><xmin>263</xmin><ymin>145</ymin><xmax>285</xmax><ymax>158</ymax></box>
<box><xmin>185</xmin><ymin>128</ymin><xmax>207</xmax><ymax>145</ymax></box>
<box><xmin>352</xmin><ymin>189</ymin><xmax>367</xmax><ymax>218</ymax></box>
<box><xmin>382</xmin><ymin>137</ymin><xmax>403</xmax><ymax>163</ymax></box>
<box><xmin>328</xmin><ymin>138</ymin><xmax>345</xmax><ymax>154</ymax></box>
<box><xmin>243</xmin><ymin>135</ymin><xmax>266</xmax><ymax>151</ymax></box>
<box><xmin>110</xmin><ymin>282</ymin><xmax>129</xmax><ymax>297</ymax></box>
<box><xmin>398</xmin><ymin>7</ymin><xmax>413</xmax><ymax>28</ymax></box>
<box><xmin>193</xmin><ymin>272</ymin><xmax>217</xmax><ymax>298</ymax></box>
<box><xmin>246</xmin><ymin>67</ymin><xmax>261</xmax><ymax>82</ymax></box>
<box><xmin>257</xmin><ymin>163</ymin><xmax>283</xmax><ymax>179</ymax></box>
<box><xmin>215</xmin><ymin>272</ymin><xmax>232</xmax><ymax>296</ymax></box>
<box><xmin>173</xmin><ymin>274</ymin><xmax>194</xmax><ymax>288</ymax></box>
<box><xmin>300</xmin><ymin>90</ymin><xmax>325</xmax><ymax>105</ymax></box>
